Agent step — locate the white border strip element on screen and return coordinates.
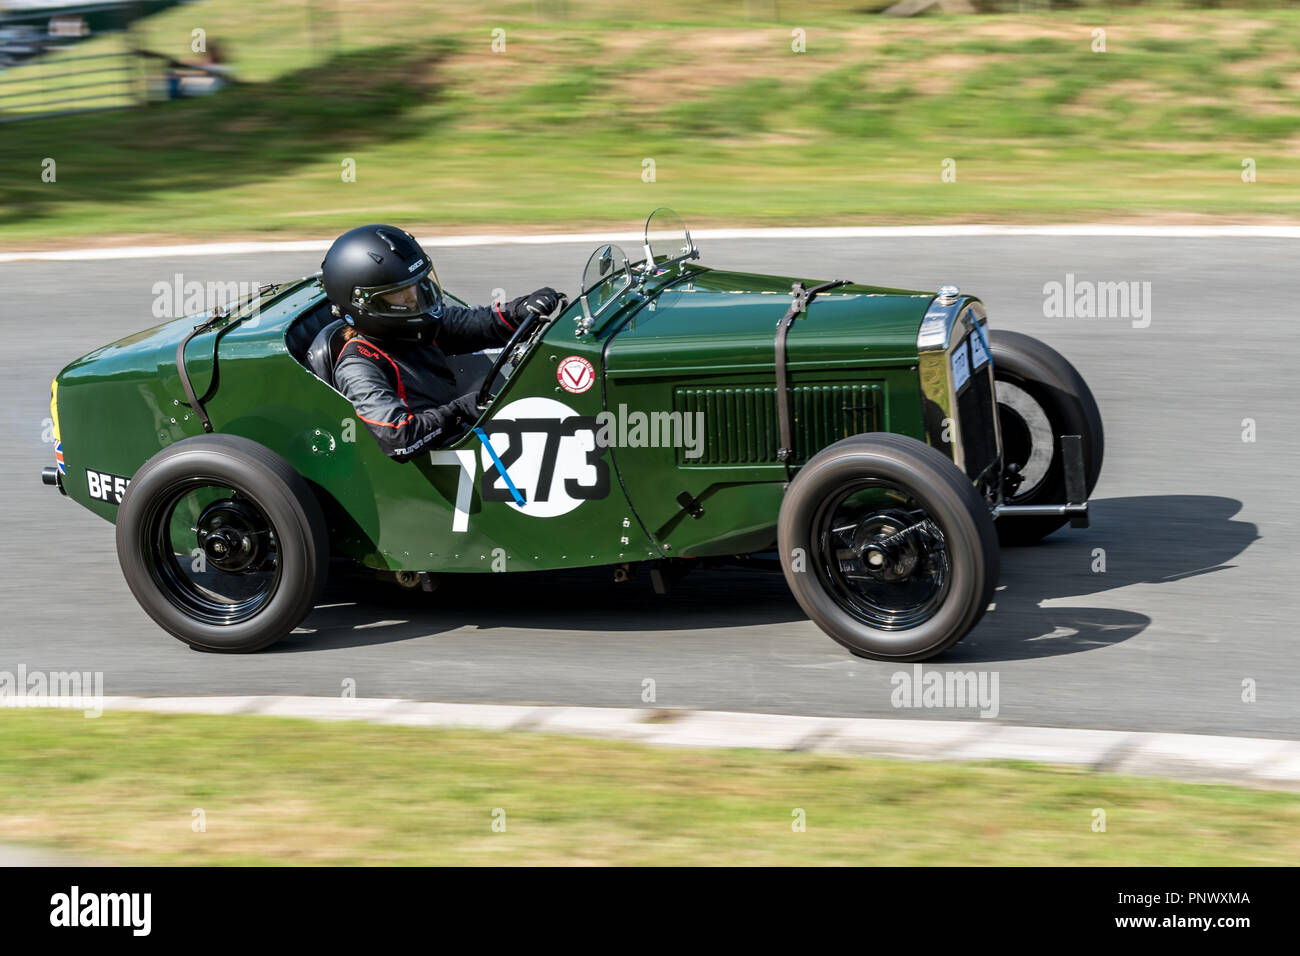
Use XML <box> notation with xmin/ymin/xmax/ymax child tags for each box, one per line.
<box><xmin>92</xmin><ymin>696</ymin><xmax>1300</xmax><ymax>791</ymax></box>
<box><xmin>4</xmin><ymin>224</ymin><xmax>1300</xmax><ymax>263</ymax></box>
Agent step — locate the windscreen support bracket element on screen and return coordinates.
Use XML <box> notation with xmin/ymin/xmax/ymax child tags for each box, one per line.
<box><xmin>176</xmin><ymin>311</ymin><xmax>225</xmax><ymax>434</ymax></box>
<box><xmin>174</xmin><ymin>283</ymin><xmax>280</xmax><ymax>435</ymax></box>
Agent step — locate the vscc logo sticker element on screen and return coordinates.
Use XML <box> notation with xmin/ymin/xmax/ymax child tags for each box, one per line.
<box><xmin>479</xmin><ymin>397</ymin><xmax>609</xmax><ymax>518</ymax></box>
<box><xmin>556</xmin><ymin>355</ymin><xmax>595</xmax><ymax>394</ymax></box>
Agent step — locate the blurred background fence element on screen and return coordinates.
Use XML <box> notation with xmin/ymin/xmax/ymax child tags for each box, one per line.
<box><xmin>0</xmin><ymin>0</ymin><xmax>188</xmax><ymax>123</ymax></box>
<box><xmin>0</xmin><ymin>43</ymin><xmax>141</xmax><ymax>123</ymax></box>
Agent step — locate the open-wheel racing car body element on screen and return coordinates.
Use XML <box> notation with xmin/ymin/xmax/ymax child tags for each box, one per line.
<box><xmin>43</xmin><ymin>209</ymin><xmax>1102</xmax><ymax>659</ymax></box>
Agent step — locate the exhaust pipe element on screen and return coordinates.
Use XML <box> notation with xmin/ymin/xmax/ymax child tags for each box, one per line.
<box><xmin>41</xmin><ymin>466</ymin><xmax>66</xmax><ymax>495</ymax></box>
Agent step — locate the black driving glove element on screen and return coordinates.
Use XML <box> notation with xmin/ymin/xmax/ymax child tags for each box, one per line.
<box><xmin>445</xmin><ymin>392</ymin><xmax>482</xmax><ymax>427</ymax></box>
<box><xmin>508</xmin><ymin>286</ymin><xmax>561</xmax><ymax>322</ymax></box>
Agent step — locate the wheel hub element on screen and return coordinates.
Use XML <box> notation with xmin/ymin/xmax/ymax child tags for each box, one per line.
<box><xmin>195</xmin><ymin>498</ymin><xmax>268</xmax><ymax>573</ymax></box>
<box><xmin>852</xmin><ymin>511</ymin><xmax>924</xmax><ymax>582</ymax></box>
<box><xmin>816</xmin><ymin>482</ymin><xmax>953</xmax><ymax>633</ymax></box>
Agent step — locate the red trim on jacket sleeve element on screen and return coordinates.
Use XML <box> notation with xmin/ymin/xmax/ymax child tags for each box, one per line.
<box><xmin>340</xmin><ymin>336</ymin><xmax>415</xmax><ymax>428</ymax></box>
<box><xmin>494</xmin><ymin>303</ymin><xmax>516</xmax><ymax>332</ymax></box>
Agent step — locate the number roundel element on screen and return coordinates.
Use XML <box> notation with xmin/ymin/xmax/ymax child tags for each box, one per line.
<box><xmin>478</xmin><ymin>397</ymin><xmax>610</xmax><ymax>518</ymax></box>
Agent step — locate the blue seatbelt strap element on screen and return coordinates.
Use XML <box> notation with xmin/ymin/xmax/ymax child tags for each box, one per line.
<box><xmin>473</xmin><ymin>426</ymin><xmax>526</xmax><ymax>507</ymax></box>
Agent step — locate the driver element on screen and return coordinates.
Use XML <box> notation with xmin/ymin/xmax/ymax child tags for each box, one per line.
<box><xmin>321</xmin><ymin>224</ymin><xmax>560</xmax><ymax>461</ymax></box>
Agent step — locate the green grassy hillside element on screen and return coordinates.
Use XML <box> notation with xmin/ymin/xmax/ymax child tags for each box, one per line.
<box><xmin>1</xmin><ymin>1</ymin><xmax>1298</xmax><ymax>244</ymax></box>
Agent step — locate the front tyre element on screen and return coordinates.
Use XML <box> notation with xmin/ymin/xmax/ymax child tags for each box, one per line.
<box><xmin>116</xmin><ymin>434</ymin><xmax>329</xmax><ymax>653</ymax></box>
<box><xmin>990</xmin><ymin>330</ymin><xmax>1104</xmax><ymax>546</ymax></box>
<box><xmin>778</xmin><ymin>433</ymin><xmax>999</xmax><ymax>662</ymax></box>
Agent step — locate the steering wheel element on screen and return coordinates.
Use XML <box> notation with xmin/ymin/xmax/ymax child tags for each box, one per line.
<box><xmin>476</xmin><ymin>295</ymin><xmax>568</xmax><ymax>410</ymax></box>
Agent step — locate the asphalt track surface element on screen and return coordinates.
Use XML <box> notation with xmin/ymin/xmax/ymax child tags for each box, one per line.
<box><xmin>2</xmin><ymin>236</ymin><xmax>1295</xmax><ymax>737</ymax></box>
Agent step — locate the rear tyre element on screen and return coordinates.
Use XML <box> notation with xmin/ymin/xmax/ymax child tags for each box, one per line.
<box><xmin>991</xmin><ymin>330</ymin><xmax>1104</xmax><ymax>546</ymax></box>
<box><xmin>778</xmin><ymin>433</ymin><xmax>999</xmax><ymax>662</ymax></box>
<box><xmin>116</xmin><ymin>434</ymin><xmax>329</xmax><ymax>652</ymax></box>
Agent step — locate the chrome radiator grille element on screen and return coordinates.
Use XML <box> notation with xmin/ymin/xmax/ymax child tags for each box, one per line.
<box><xmin>917</xmin><ymin>296</ymin><xmax>1002</xmax><ymax>493</ymax></box>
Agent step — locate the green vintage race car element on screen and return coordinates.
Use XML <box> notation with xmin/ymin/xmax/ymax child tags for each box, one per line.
<box><xmin>43</xmin><ymin>209</ymin><xmax>1102</xmax><ymax>660</ymax></box>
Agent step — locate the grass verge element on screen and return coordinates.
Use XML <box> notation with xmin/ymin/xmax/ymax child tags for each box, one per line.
<box><xmin>1</xmin><ymin>709</ymin><xmax>1298</xmax><ymax>865</ymax></box>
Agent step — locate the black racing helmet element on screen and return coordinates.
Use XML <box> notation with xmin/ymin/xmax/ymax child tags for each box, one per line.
<box><xmin>320</xmin><ymin>224</ymin><xmax>443</xmax><ymax>341</ymax></box>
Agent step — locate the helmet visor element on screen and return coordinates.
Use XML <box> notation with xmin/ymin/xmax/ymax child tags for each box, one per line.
<box><xmin>352</xmin><ymin>273</ymin><xmax>442</xmax><ymax>319</ymax></box>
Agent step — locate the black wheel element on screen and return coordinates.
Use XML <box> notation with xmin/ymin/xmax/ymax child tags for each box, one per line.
<box><xmin>778</xmin><ymin>433</ymin><xmax>999</xmax><ymax>662</ymax></box>
<box><xmin>991</xmin><ymin>331</ymin><xmax>1103</xmax><ymax>546</ymax></box>
<box><xmin>116</xmin><ymin>434</ymin><xmax>329</xmax><ymax>652</ymax></box>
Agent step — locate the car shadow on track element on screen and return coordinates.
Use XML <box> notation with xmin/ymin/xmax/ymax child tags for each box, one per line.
<box><xmin>279</xmin><ymin>494</ymin><xmax>1255</xmax><ymax>660</ymax></box>
<box><xmin>945</xmin><ymin>494</ymin><xmax>1258</xmax><ymax>663</ymax></box>
<box><xmin>276</xmin><ymin>561</ymin><xmax>808</xmax><ymax>653</ymax></box>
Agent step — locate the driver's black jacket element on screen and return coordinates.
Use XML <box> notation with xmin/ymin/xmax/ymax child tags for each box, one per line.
<box><xmin>333</xmin><ymin>302</ymin><xmax>516</xmax><ymax>462</ymax></box>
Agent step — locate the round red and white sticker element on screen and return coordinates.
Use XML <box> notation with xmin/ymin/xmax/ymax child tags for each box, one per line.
<box><xmin>556</xmin><ymin>355</ymin><xmax>595</xmax><ymax>394</ymax></box>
